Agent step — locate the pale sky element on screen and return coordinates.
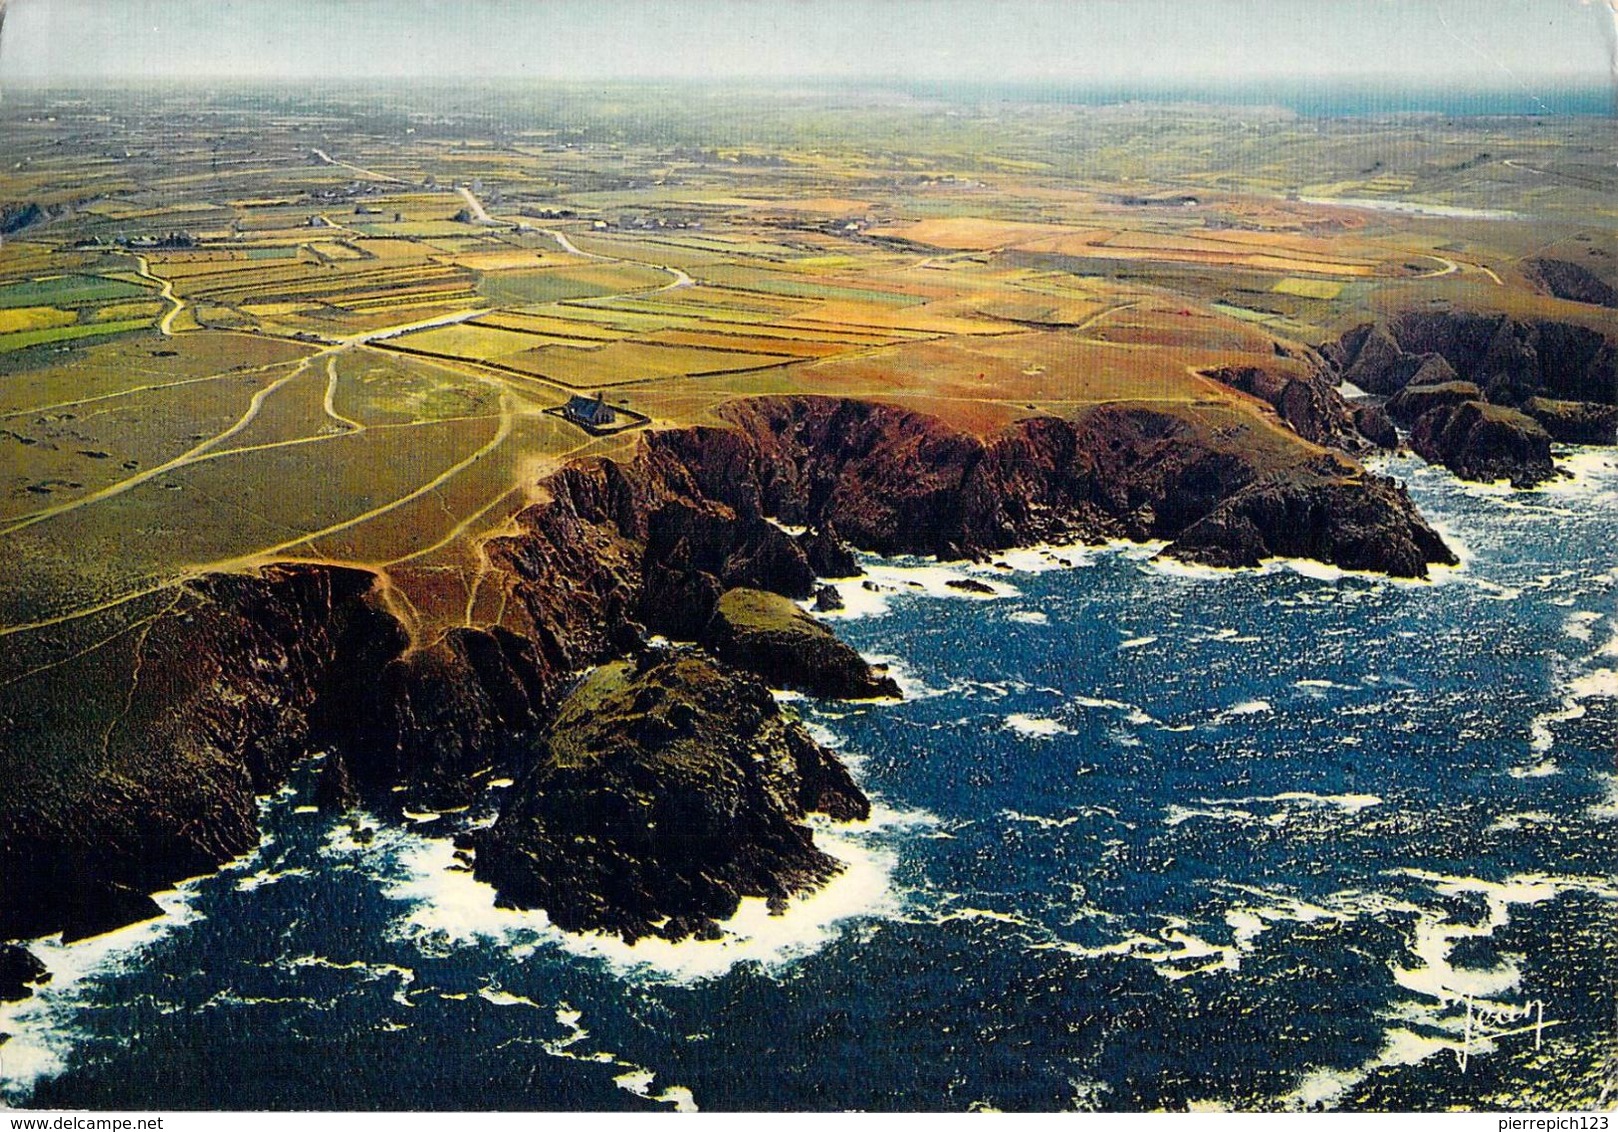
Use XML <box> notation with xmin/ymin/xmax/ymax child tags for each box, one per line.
<box><xmin>1</xmin><ymin>0</ymin><xmax>1611</xmax><ymax>85</ymax></box>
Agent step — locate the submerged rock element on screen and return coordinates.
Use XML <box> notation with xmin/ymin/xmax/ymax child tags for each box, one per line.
<box><xmin>0</xmin><ymin>943</ymin><xmax>50</xmax><ymax>1002</ymax></box>
<box><xmin>472</xmin><ymin>651</ymin><xmax>869</xmax><ymax>942</ymax></box>
<box><xmin>704</xmin><ymin>587</ymin><xmax>900</xmax><ymax>700</ymax></box>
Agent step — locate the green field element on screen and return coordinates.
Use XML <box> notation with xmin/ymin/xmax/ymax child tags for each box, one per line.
<box><xmin>0</xmin><ymin>274</ymin><xmax>152</xmax><ymax>310</ymax></box>
<box><xmin>0</xmin><ymin>318</ymin><xmax>154</xmax><ymax>353</ymax></box>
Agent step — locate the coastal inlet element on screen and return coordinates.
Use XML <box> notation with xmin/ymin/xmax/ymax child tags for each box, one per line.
<box><xmin>2</xmin><ymin>447</ymin><xmax>1614</xmax><ymax>1111</ymax></box>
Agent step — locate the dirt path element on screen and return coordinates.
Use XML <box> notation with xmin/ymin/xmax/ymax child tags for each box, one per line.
<box><xmin>0</xmin><ymin>356</ymin><xmax>319</xmax><ymax>536</ymax></box>
<box><xmin>321</xmin><ymin>355</ymin><xmax>367</xmax><ymax>432</ymax></box>
<box><xmin>455</xmin><ymin>186</ymin><xmax>505</xmax><ymax>227</ymax></box>
<box><xmin>310</xmin><ymin>147</ymin><xmax>412</xmax><ymax>185</ymax></box>
<box><xmin>127</xmin><ymin>254</ymin><xmax>186</xmax><ymax>335</ymax></box>
<box><xmin>223</xmin><ymin>387</ymin><xmax>516</xmax><ymax>564</ymax></box>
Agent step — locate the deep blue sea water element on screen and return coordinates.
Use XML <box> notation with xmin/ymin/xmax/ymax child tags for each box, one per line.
<box><xmin>2</xmin><ymin>449</ymin><xmax>1614</xmax><ymax>1112</ymax></box>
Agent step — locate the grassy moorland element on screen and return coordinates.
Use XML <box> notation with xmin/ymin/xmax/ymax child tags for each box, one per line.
<box><xmin>0</xmin><ymin>80</ymin><xmax>1613</xmax><ymax>690</ymax></box>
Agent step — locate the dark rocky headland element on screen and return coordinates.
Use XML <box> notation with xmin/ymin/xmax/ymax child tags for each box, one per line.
<box><xmin>471</xmin><ymin>651</ymin><xmax>868</xmax><ymax>942</ymax></box>
<box><xmin>0</xmin><ymin>392</ymin><xmax>1462</xmax><ymax>970</ymax></box>
<box><xmin>1324</xmin><ymin>310</ymin><xmax>1616</xmax><ymax>487</ymax></box>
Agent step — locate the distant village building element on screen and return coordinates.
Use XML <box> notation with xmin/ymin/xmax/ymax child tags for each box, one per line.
<box><xmin>562</xmin><ymin>392</ymin><xmax>616</xmax><ymax>429</ymax></box>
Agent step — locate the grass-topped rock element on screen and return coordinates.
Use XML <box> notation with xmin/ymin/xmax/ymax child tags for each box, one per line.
<box><xmin>704</xmin><ymin>587</ymin><xmax>901</xmax><ymax>700</ymax></box>
<box><xmin>1410</xmin><ymin>400</ymin><xmax>1555</xmax><ymax>488</ymax></box>
<box><xmin>471</xmin><ymin>650</ymin><xmax>869</xmax><ymax>943</ymax></box>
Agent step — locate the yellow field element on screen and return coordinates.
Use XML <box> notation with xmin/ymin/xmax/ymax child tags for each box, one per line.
<box><xmin>0</xmin><ymin>306</ymin><xmax>77</xmax><ymax>334</ymax></box>
<box><xmin>437</xmin><ymin>249</ymin><xmax>581</xmax><ymax>272</ymax></box>
<box><xmin>88</xmin><ymin>301</ymin><xmax>165</xmax><ymax>323</ymax></box>
<box><xmin>509</xmin><ymin>340</ymin><xmax>787</xmax><ymax>387</ymax></box>
<box><xmin>1273</xmin><ymin>278</ymin><xmax>1345</xmax><ymax>300</ymax></box>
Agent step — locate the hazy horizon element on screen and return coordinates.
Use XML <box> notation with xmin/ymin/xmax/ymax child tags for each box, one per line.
<box><xmin>2</xmin><ymin>0</ymin><xmax>1611</xmax><ymax>91</ymax></box>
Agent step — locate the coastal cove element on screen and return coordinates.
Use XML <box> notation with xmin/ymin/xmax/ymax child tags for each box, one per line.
<box><xmin>2</xmin><ymin>446</ymin><xmax>1613</xmax><ymax>1111</ymax></box>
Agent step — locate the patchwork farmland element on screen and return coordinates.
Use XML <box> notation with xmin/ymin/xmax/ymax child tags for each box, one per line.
<box><xmin>2</xmin><ymin>80</ymin><xmax>1612</xmax><ymax>661</ymax></box>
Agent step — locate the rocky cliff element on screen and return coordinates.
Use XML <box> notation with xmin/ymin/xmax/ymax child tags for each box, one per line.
<box><xmin>0</xmin><ymin>394</ymin><xmax>1458</xmax><ymax>951</ymax></box>
<box><xmin>1410</xmin><ymin>401</ymin><xmax>1556</xmax><ymax>488</ymax></box>
<box><xmin>471</xmin><ymin>651</ymin><xmax>869</xmax><ymax>943</ymax></box>
<box><xmin>1323</xmin><ymin>310</ymin><xmax>1615</xmax><ymax>487</ymax></box>
<box><xmin>1325</xmin><ymin>312</ymin><xmax>1615</xmax><ymax>407</ymax></box>
<box><xmin>1201</xmin><ymin>360</ymin><xmax>1385</xmax><ymax>452</ymax></box>
<box><xmin>0</xmin><ymin>565</ymin><xmax>407</xmax><ymax>943</ymax></box>
<box><xmin>704</xmin><ymin>587</ymin><xmax>901</xmax><ymax>700</ymax></box>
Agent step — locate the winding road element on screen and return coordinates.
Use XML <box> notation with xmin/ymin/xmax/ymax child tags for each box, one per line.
<box><xmin>129</xmin><ymin>254</ymin><xmax>185</xmax><ymax>335</ymax></box>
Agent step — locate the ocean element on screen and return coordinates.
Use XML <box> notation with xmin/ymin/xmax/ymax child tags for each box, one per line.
<box><xmin>2</xmin><ymin>448</ymin><xmax>1614</xmax><ymax>1112</ymax></box>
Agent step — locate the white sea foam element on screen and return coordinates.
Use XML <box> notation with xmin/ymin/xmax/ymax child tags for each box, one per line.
<box><xmin>1036</xmin><ymin>917</ymin><xmax>1242</xmax><ymax>981</ymax></box>
<box><xmin>1212</xmin><ymin>700</ymin><xmax>1273</xmax><ymax>724</ymax></box>
<box><xmin>993</xmin><ymin>537</ymin><xmax>1166</xmax><ymax>574</ymax></box>
<box><xmin>235</xmin><ymin>865</ymin><xmax>312</xmax><ymax>893</ymax></box>
<box><xmin>1537</xmin><ymin>448</ymin><xmax>1618</xmax><ymax>504</ymax></box>
<box><xmin>807</xmin><ymin>559</ymin><xmax>1021</xmax><ymax>622</ymax></box>
<box><xmin>1163</xmin><ymin>804</ymin><xmax>1255</xmax><ymax>828</ymax></box>
<box><xmin>1144</xmin><ymin>557</ymin><xmax>1237</xmax><ymax>583</ymax></box>
<box><xmin>1526</xmin><ymin>663</ymin><xmax>1615</xmax><ymax>757</ymax></box>
<box><xmin>1201</xmin><ymin>791</ymin><xmax>1383</xmax><ymax>815</ymax></box>
<box><xmin>1569</xmin><ymin>668</ymin><xmax>1618</xmax><ymax>699</ymax></box>
<box><xmin>1118</xmin><ymin>635</ymin><xmax>1157</xmax><ymax>649</ymax></box>
<box><xmin>1485</xmin><ymin>811</ymin><xmax>1553</xmax><ymax>835</ymax></box>
<box><xmin>1001</xmin><ymin>810</ymin><xmax>1081</xmax><ymax>830</ymax></box>
<box><xmin>857</xmin><ymin>654</ymin><xmax>952</xmax><ymax>701</ymax></box>
<box><xmin>379</xmin><ymin>804</ymin><xmax>927</xmax><ymax>985</ymax></box>
<box><xmin>288</xmin><ymin>954</ymin><xmax>419</xmax><ymax>1007</ymax></box>
<box><xmin>1507</xmin><ymin>759</ymin><xmax>1561</xmax><ymax>779</ymax></box>
<box><xmin>1255</xmin><ymin>869</ymin><xmax>1614</xmax><ymax>1109</ymax></box>
<box><xmin>1003</xmin><ymin>714</ymin><xmax>1074</xmax><ymax>739</ymax></box>
<box><xmin>1589</xmin><ymin>773</ymin><xmax>1618</xmax><ymax>821</ymax></box>
<box><xmin>531</xmin><ymin>999</ymin><xmax>700</xmax><ymax>1110</ymax></box>
<box><xmin>0</xmin><ymin>886</ymin><xmax>203</xmax><ymax>1102</ymax></box>
<box><xmin>1008</xmin><ymin>610</ymin><xmax>1049</xmax><ymax>625</ymax></box>
<box><xmin>1562</xmin><ymin>611</ymin><xmax>1602</xmax><ymax>642</ymax></box>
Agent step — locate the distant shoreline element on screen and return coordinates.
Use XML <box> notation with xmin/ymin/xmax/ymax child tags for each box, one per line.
<box><xmin>3</xmin><ymin>76</ymin><xmax>1611</xmax><ymax>117</ymax></box>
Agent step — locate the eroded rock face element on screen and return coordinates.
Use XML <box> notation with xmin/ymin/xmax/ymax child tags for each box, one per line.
<box><xmin>0</xmin><ymin>395</ymin><xmax>1458</xmax><ymax>941</ymax></box>
<box><xmin>1522</xmin><ymin>397</ymin><xmax>1618</xmax><ymax>445</ymax></box>
<box><xmin>796</xmin><ymin>523</ymin><xmax>861</xmax><ymax>579</ymax></box>
<box><xmin>1410</xmin><ymin>401</ymin><xmax>1556</xmax><ymax>488</ymax></box>
<box><xmin>1324</xmin><ymin>310</ymin><xmax>1615</xmax><ymax>487</ymax></box>
<box><xmin>1385</xmin><ymin>380</ymin><xmax>1484</xmax><ymax>426</ymax></box>
<box><xmin>717</xmin><ymin>397</ymin><xmax>1451</xmax><ymax>576</ymax></box>
<box><xmin>0</xmin><ymin>564</ymin><xmax>407</xmax><ymax>940</ymax></box>
<box><xmin>471</xmin><ymin>651</ymin><xmax>869</xmax><ymax>942</ymax></box>
<box><xmin>1524</xmin><ymin>257</ymin><xmax>1618</xmax><ymax>310</ymax></box>
<box><xmin>1353</xmin><ymin>404</ymin><xmax>1399</xmax><ymax>449</ymax></box>
<box><xmin>1167</xmin><ymin>466</ymin><xmax>1458</xmax><ymax>575</ymax></box>
<box><xmin>704</xmin><ymin>587</ymin><xmax>901</xmax><ymax>700</ymax></box>
<box><xmin>1202</xmin><ymin>362</ymin><xmax>1370</xmax><ymax>452</ymax></box>
<box><xmin>1326</xmin><ymin>312</ymin><xmax>1615</xmax><ymax>408</ymax></box>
